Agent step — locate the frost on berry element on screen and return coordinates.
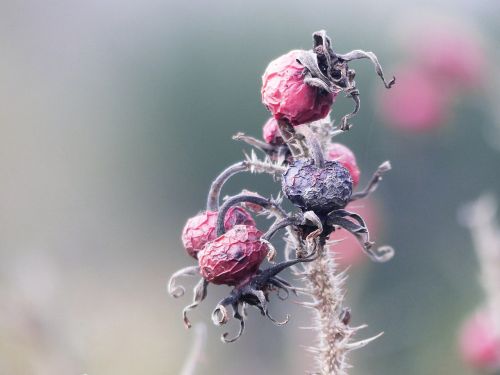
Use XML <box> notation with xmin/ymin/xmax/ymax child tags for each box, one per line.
<box><xmin>326</xmin><ymin>143</ymin><xmax>361</xmax><ymax>186</ymax></box>
<box><xmin>282</xmin><ymin>158</ymin><xmax>352</xmax><ymax>213</ymax></box>
<box><xmin>182</xmin><ymin>207</ymin><xmax>255</xmax><ymax>259</ymax></box>
<box><xmin>459</xmin><ymin>310</ymin><xmax>500</xmax><ymax>370</ymax></box>
<box><xmin>261</xmin><ymin>50</ymin><xmax>336</xmax><ymax>126</ymax></box>
<box><xmin>198</xmin><ymin>225</ymin><xmax>268</xmax><ymax>285</ymax></box>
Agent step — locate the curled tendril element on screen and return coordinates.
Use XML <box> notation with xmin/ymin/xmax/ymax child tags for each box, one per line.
<box><xmin>336</xmin><ymin>49</ymin><xmax>396</xmax><ymax>89</ymax></box>
<box><xmin>222</xmin><ymin>311</ymin><xmax>245</xmax><ymax>343</ymax></box>
<box><xmin>351</xmin><ymin>161</ymin><xmax>392</xmax><ymax>201</ymax></box>
<box><xmin>182</xmin><ymin>278</ymin><xmax>208</xmax><ymax>329</ymax></box>
<box><xmin>367</xmin><ymin>245</ymin><xmax>395</xmax><ymax>263</ymax></box>
<box><xmin>266</xmin><ymin>309</ymin><xmax>290</xmax><ymax>326</ymax></box>
<box><xmin>211</xmin><ymin>303</ymin><xmax>230</xmax><ymax>326</ymax></box>
<box><xmin>328</xmin><ymin>210</ymin><xmax>395</xmax><ymax>263</ymax></box>
<box><xmin>167</xmin><ymin>265</ymin><xmax>200</xmax><ymax>298</ymax></box>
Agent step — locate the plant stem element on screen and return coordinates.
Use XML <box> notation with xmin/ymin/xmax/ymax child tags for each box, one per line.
<box><xmin>297</xmin><ymin>240</ymin><xmax>380</xmax><ymax>374</ymax></box>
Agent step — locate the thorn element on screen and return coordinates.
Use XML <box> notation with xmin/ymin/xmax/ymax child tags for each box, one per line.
<box><xmin>293</xmin><ymin>300</ymin><xmax>321</xmax><ymax>308</ymax></box>
<box><xmin>345</xmin><ymin>332</ymin><xmax>384</xmax><ymax>351</ymax></box>
<box><xmin>301</xmin><ymin>345</ymin><xmax>322</xmax><ymax>354</ymax></box>
<box><xmin>298</xmin><ymin>326</ymin><xmax>318</xmax><ymax>330</ymax></box>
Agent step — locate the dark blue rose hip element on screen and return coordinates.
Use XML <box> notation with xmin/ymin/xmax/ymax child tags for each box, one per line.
<box><xmin>282</xmin><ymin>159</ymin><xmax>353</xmax><ymax>213</ymax></box>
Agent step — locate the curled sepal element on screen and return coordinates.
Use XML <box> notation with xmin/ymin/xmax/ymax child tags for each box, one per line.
<box><xmin>167</xmin><ymin>265</ymin><xmax>200</xmax><ymax>298</ymax></box>
<box><xmin>266</xmin><ymin>310</ymin><xmax>290</xmax><ymax>326</ymax></box>
<box><xmin>328</xmin><ymin>209</ymin><xmax>395</xmax><ymax>263</ymax></box>
<box><xmin>351</xmin><ymin>161</ymin><xmax>392</xmax><ymax>201</ymax></box>
<box><xmin>366</xmin><ymin>244</ymin><xmax>395</xmax><ymax>263</ymax></box>
<box><xmin>221</xmin><ymin>304</ymin><xmax>245</xmax><ymax>343</ymax></box>
<box><xmin>340</xmin><ymin>89</ymin><xmax>360</xmax><ymax>131</ymax></box>
<box><xmin>269</xmin><ymin>275</ymin><xmax>296</xmax><ymax>300</ymax></box>
<box><xmin>182</xmin><ymin>278</ymin><xmax>208</xmax><ymax>329</ymax></box>
<box><xmin>336</xmin><ymin>49</ymin><xmax>396</xmax><ymax>89</ymax></box>
<box><xmin>212</xmin><ymin>303</ymin><xmax>230</xmax><ymax>326</ymax></box>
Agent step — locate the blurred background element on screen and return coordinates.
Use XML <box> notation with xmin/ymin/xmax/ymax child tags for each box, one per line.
<box><xmin>1</xmin><ymin>1</ymin><xmax>499</xmax><ymax>374</ymax></box>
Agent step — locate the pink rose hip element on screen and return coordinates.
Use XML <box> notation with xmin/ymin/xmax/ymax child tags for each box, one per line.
<box><xmin>261</xmin><ymin>50</ymin><xmax>336</xmax><ymax>126</ymax></box>
<box><xmin>198</xmin><ymin>225</ymin><xmax>268</xmax><ymax>286</ymax></box>
<box><xmin>181</xmin><ymin>207</ymin><xmax>255</xmax><ymax>259</ymax></box>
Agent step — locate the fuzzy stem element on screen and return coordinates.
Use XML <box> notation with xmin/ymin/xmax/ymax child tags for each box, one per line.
<box><xmin>299</xmin><ymin>125</ymin><xmax>325</xmax><ymax>167</ymax></box>
<box><xmin>296</xmin><ymin>241</ymin><xmax>378</xmax><ymax>374</ymax></box>
<box><xmin>206</xmin><ymin>161</ymin><xmax>248</xmax><ymax>211</ymax></box>
<box><xmin>303</xmin><ymin>243</ymin><xmax>351</xmax><ymax>374</ymax></box>
<box><xmin>278</xmin><ymin>119</ymin><xmax>310</xmax><ymax>159</ymax></box>
<box><xmin>206</xmin><ymin>156</ymin><xmax>286</xmax><ymax>212</ymax></box>
<box><xmin>216</xmin><ymin>193</ymin><xmax>287</xmax><ymax>236</ymax></box>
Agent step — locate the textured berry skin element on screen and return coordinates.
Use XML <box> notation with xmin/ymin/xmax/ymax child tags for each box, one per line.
<box><xmin>326</xmin><ymin>143</ymin><xmax>361</xmax><ymax>186</ymax></box>
<box><xmin>282</xmin><ymin>159</ymin><xmax>353</xmax><ymax>213</ymax></box>
<box><xmin>182</xmin><ymin>207</ymin><xmax>255</xmax><ymax>259</ymax></box>
<box><xmin>459</xmin><ymin>310</ymin><xmax>500</xmax><ymax>370</ymax></box>
<box><xmin>261</xmin><ymin>50</ymin><xmax>336</xmax><ymax>126</ymax></box>
<box><xmin>262</xmin><ymin>117</ymin><xmax>282</xmax><ymax>144</ymax></box>
<box><xmin>198</xmin><ymin>225</ymin><xmax>268</xmax><ymax>286</ymax></box>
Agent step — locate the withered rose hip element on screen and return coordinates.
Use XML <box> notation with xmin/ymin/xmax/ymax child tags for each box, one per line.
<box><xmin>282</xmin><ymin>159</ymin><xmax>352</xmax><ymax>213</ymax></box>
<box><xmin>198</xmin><ymin>225</ymin><xmax>269</xmax><ymax>286</ymax></box>
<box><xmin>182</xmin><ymin>207</ymin><xmax>255</xmax><ymax>259</ymax></box>
<box><xmin>326</xmin><ymin>143</ymin><xmax>361</xmax><ymax>186</ymax></box>
<box><xmin>261</xmin><ymin>50</ymin><xmax>336</xmax><ymax>126</ymax></box>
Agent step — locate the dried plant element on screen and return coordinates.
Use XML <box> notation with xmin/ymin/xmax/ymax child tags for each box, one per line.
<box><xmin>168</xmin><ymin>30</ymin><xmax>395</xmax><ymax>374</ymax></box>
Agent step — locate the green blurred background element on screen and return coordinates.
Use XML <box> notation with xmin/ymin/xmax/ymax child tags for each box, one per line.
<box><xmin>1</xmin><ymin>1</ymin><xmax>499</xmax><ymax>374</ymax></box>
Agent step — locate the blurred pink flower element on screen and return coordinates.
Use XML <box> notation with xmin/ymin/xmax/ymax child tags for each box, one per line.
<box><xmin>459</xmin><ymin>309</ymin><xmax>500</xmax><ymax>370</ymax></box>
<box><xmin>328</xmin><ymin>199</ymin><xmax>381</xmax><ymax>268</ymax></box>
<box><xmin>379</xmin><ymin>66</ymin><xmax>450</xmax><ymax>132</ymax></box>
<box><xmin>411</xmin><ymin>29</ymin><xmax>486</xmax><ymax>89</ymax></box>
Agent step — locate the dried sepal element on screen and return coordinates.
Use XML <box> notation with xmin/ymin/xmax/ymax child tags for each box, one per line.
<box><xmin>168</xmin><ymin>265</ymin><xmax>200</xmax><ymax>298</ymax></box>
